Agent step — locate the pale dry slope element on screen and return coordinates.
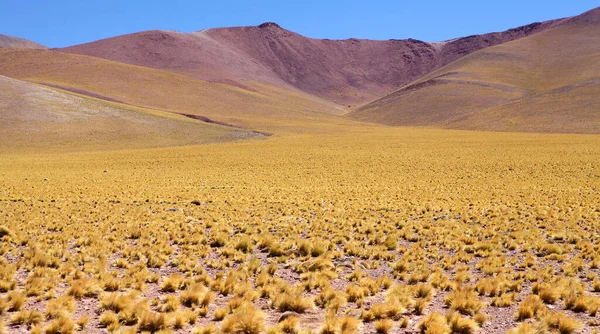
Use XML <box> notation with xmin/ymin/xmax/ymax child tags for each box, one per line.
<box><xmin>0</xmin><ymin>34</ymin><xmax>47</xmax><ymax>49</ymax></box>
<box><xmin>0</xmin><ymin>49</ymin><xmax>368</xmax><ymax>136</ymax></box>
<box><xmin>0</xmin><ymin>75</ymin><xmax>261</xmax><ymax>153</ymax></box>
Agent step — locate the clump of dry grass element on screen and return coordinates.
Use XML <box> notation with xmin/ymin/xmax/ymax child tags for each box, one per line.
<box><xmin>193</xmin><ymin>323</ymin><xmax>218</xmax><ymax>334</ymax></box>
<box><xmin>473</xmin><ymin>312</ymin><xmax>487</xmax><ymax>326</ymax></box>
<box><xmin>268</xmin><ymin>315</ymin><xmax>300</xmax><ymax>334</ymax></box>
<box><xmin>221</xmin><ymin>302</ymin><xmax>265</xmax><ymax>334</ymax></box>
<box><xmin>44</xmin><ymin>314</ymin><xmax>75</xmax><ymax>334</ymax></box>
<box><xmin>397</xmin><ymin>316</ymin><xmax>409</xmax><ymax>329</ymax></box>
<box><xmin>272</xmin><ymin>290</ymin><xmax>314</xmax><ymax>313</ymax></box>
<box><xmin>491</xmin><ymin>293</ymin><xmax>516</xmax><ymax>307</ymax></box>
<box><xmin>314</xmin><ymin>287</ymin><xmax>346</xmax><ymax>313</ymax></box>
<box><xmin>515</xmin><ymin>295</ymin><xmax>547</xmax><ymax>321</ymax></box>
<box><xmin>67</xmin><ymin>279</ymin><xmax>102</xmax><ymax>298</ymax></box>
<box><xmin>361</xmin><ymin>303</ymin><xmax>404</xmax><ymax>322</ymax></box>
<box><xmin>414</xmin><ymin>298</ymin><xmax>430</xmax><ymax>315</ymax></box>
<box><xmin>537</xmin><ymin>287</ymin><xmax>560</xmax><ymax>304</ymax></box>
<box><xmin>318</xmin><ymin>314</ymin><xmax>360</xmax><ymax>334</ymax></box>
<box><xmin>418</xmin><ymin>312</ymin><xmax>450</xmax><ymax>334</ymax></box>
<box><xmin>235</xmin><ymin>236</ymin><xmax>254</xmax><ymax>253</ymax></box>
<box><xmin>99</xmin><ymin>292</ymin><xmax>134</xmax><ymax>313</ymax></box>
<box><xmin>10</xmin><ymin>309</ymin><xmax>43</xmax><ymax>326</ymax></box>
<box><xmin>45</xmin><ymin>296</ymin><xmax>76</xmax><ymax>319</ymax></box>
<box><xmin>374</xmin><ymin>318</ymin><xmax>395</xmax><ymax>334</ymax></box>
<box><xmin>5</xmin><ymin>290</ymin><xmax>26</xmax><ymax>311</ymax></box>
<box><xmin>76</xmin><ymin>314</ymin><xmax>89</xmax><ymax>330</ymax></box>
<box><xmin>339</xmin><ymin>316</ymin><xmax>360</xmax><ymax>333</ymax></box>
<box><xmin>445</xmin><ymin>287</ymin><xmax>483</xmax><ymax>316</ymax></box>
<box><xmin>138</xmin><ymin>311</ymin><xmax>168</xmax><ymax>332</ymax></box>
<box><xmin>173</xmin><ymin>310</ymin><xmax>190</xmax><ymax>329</ymax></box>
<box><xmin>99</xmin><ymin>310</ymin><xmax>120</xmax><ymax>331</ymax></box>
<box><xmin>214</xmin><ymin>307</ymin><xmax>229</xmax><ymax>321</ymax></box>
<box><xmin>544</xmin><ymin>312</ymin><xmax>581</xmax><ymax>334</ymax></box>
<box><xmin>507</xmin><ymin>322</ymin><xmax>547</xmax><ymax>334</ymax></box>
<box><xmin>160</xmin><ymin>273</ymin><xmax>186</xmax><ymax>292</ymax></box>
<box><xmin>346</xmin><ymin>284</ymin><xmax>369</xmax><ymax>306</ymax></box>
<box><xmin>160</xmin><ymin>294</ymin><xmax>181</xmax><ymax>312</ymax></box>
<box><xmin>180</xmin><ymin>283</ymin><xmax>214</xmax><ymax>308</ymax></box>
<box><xmin>447</xmin><ymin>312</ymin><xmax>478</xmax><ymax>334</ymax></box>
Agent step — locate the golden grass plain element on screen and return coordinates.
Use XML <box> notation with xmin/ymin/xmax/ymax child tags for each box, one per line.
<box><xmin>1</xmin><ymin>129</ymin><xmax>599</xmax><ymax>333</ymax></box>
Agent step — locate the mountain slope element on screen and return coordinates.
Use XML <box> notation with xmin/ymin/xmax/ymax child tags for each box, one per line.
<box><xmin>0</xmin><ymin>34</ymin><xmax>46</xmax><ymax>49</ymax></box>
<box><xmin>0</xmin><ymin>75</ymin><xmax>261</xmax><ymax>152</ymax></box>
<box><xmin>0</xmin><ymin>49</ymin><xmax>364</xmax><ymax>135</ymax></box>
<box><xmin>350</xmin><ymin>7</ymin><xmax>600</xmax><ymax>133</ymax></box>
<box><xmin>61</xmin><ymin>17</ymin><xmax>564</xmax><ymax>105</ymax></box>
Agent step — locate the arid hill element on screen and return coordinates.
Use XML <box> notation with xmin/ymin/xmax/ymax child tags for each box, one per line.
<box><xmin>61</xmin><ymin>17</ymin><xmax>566</xmax><ymax>105</ymax></box>
<box><xmin>0</xmin><ymin>48</ymin><xmax>364</xmax><ymax>137</ymax></box>
<box><xmin>0</xmin><ymin>34</ymin><xmax>46</xmax><ymax>49</ymax></box>
<box><xmin>349</xmin><ymin>7</ymin><xmax>600</xmax><ymax>133</ymax></box>
<box><xmin>0</xmin><ymin>75</ymin><xmax>261</xmax><ymax>152</ymax></box>
<box><xmin>1</xmin><ymin>7</ymin><xmax>598</xmax><ymax>136</ymax></box>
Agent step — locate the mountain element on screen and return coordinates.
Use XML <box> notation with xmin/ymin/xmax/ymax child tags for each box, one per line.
<box><xmin>0</xmin><ymin>74</ymin><xmax>262</xmax><ymax>152</ymax></box>
<box><xmin>0</xmin><ymin>34</ymin><xmax>46</xmax><ymax>49</ymax></box>
<box><xmin>349</xmin><ymin>7</ymin><xmax>600</xmax><ymax>133</ymax></box>
<box><xmin>61</xmin><ymin>18</ymin><xmax>563</xmax><ymax>105</ymax></box>
<box><xmin>2</xmin><ymin>7</ymin><xmax>598</xmax><ymax>138</ymax></box>
<box><xmin>0</xmin><ymin>48</ymin><xmax>363</xmax><ymax>137</ymax></box>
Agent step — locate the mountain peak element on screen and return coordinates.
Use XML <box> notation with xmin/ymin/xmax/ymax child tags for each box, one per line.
<box><xmin>0</xmin><ymin>34</ymin><xmax>47</xmax><ymax>49</ymax></box>
<box><xmin>258</xmin><ymin>22</ymin><xmax>281</xmax><ymax>29</ymax></box>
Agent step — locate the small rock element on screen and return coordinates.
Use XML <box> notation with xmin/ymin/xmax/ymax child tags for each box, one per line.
<box><xmin>43</xmin><ymin>178</ymin><xmax>48</xmax><ymax>181</ymax></box>
<box><xmin>191</xmin><ymin>200</ymin><xmax>201</xmax><ymax>206</ymax></box>
<box><xmin>278</xmin><ymin>311</ymin><xmax>300</xmax><ymax>323</ymax></box>
<box><xmin>165</xmin><ymin>208</ymin><xmax>178</xmax><ymax>212</ymax></box>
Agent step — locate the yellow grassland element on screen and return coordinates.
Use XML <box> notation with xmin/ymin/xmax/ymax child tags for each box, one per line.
<box><xmin>0</xmin><ymin>129</ymin><xmax>599</xmax><ymax>332</ymax></box>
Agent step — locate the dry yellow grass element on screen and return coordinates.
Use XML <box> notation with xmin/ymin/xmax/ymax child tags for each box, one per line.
<box><xmin>0</xmin><ymin>128</ymin><xmax>599</xmax><ymax>332</ymax></box>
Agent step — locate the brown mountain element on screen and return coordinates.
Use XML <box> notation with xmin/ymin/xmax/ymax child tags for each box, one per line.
<box><xmin>2</xmin><ymin>6</ymin><xmax>597</xmax><ymax>136</ymax></box>
<box><xmin>61</xmin><ymin>16</ymin><xmax>566</xmax><ymax>105</ymax></box>
<box><xmin>349</xmin><ymin>7</ymin><xmax>600</xmax><ymax>133</ymax></box>
<box><xmin>0</xmin><ymin>34</ymin><xmax>47</xmax><ymax>49</ymax></box>
<box><xmin>0</xmin><ymin>47</ymin><xmax>356</xmax><ymax>137</ymax></box>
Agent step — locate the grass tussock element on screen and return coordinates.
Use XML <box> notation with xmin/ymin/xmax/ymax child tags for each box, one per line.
<box><xmin>10</xmin><ymin>309</ymin><xmax>43</xmax><ymax>326</ymax></box>
<box><xmin>272</xmin><ymin>290</ymin><xmax>314</xmax><ymax>313</ymax></box>
<box><xmin>221</xmin><ymin>303</ymin><xmax>265</xmax><ymax>334</ymax></box>
<box><xmin>418</xmin><ymin>312</ymin><xmax>450</xmax><ymax>334</ymax></box>
<box><xmin>374</xmin><ymin>318</ymin><xmax>395</xmax><ymax>334</ymax></box>
<box><xmin>445</xmin><ymin>287</ymin><xmax>483</xmax><ymax>316</ymax></box>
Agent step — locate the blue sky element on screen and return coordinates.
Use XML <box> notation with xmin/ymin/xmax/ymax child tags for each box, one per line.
<box><xmin>1</xmin><ymin>1</ymin><xmax>597</xmax><ymax>48</ymax></box>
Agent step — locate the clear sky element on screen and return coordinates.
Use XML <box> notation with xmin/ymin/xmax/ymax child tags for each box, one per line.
<box><xmin>1</xmin><ymin>1</ymin><xmax>597</xmax><ymax>48</ymax></box>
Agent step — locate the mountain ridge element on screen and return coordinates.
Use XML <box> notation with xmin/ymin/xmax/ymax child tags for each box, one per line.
<box><xmin>60</xmin><ymin>12</ymin><xmax>574</xmax><ymax>105</ymax></box>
